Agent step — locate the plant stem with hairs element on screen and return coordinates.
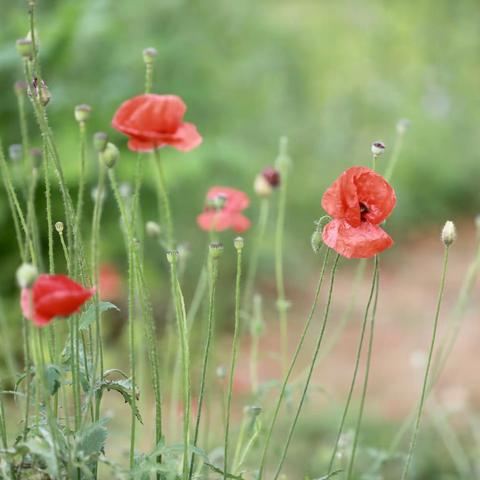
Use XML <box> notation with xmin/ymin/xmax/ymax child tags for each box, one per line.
<box><xmin>153</xmin><ymin>149</ymin><xmax>174</xmax><ymax>250</ymax></box>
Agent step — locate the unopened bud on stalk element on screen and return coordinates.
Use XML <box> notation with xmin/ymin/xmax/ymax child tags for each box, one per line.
<box><xmin>55</xmin><ymin>221</ymin><xmax>64</xmax><ymax>234</ymax></box>
<box><xmin>74</xmin><ymin>104</ymin><xmax>92</xmax><ymax>123</ymax></box>
<box><xmin>215</xmin><ymin>365</ymin><xmax>226</xmax><ymax>380</ymax></box>
<box><xmin>16</xmin><ymin>38</ymin><xmax>33</xmax><ymax>59</ymax></box>
<box><xmin>16</xmin><ymin>263</ymin><xmax>38</xmax><ymax>289</ymax></box>
<box><xmin>254</xmin><ymin>166</ymin><xmax>281</xmax><ymax>197</ymax></box>
<box><xmin>9</xmin><ymin>144</ymin><xmax>23</xmax><ymax>163</ymax></box>
<box><xmin>371</xmin><ymin>141</ymin><xmax>386</xmax><ymax>157</ymax></box>
<box><xmin>234</xmin><ymin>237</ymin><xmax>244</xmax><ymax>251</ymax></box>
<box><xmin>441</xmin><ymin>221</ymin><xmax>456</xmax><ymax>246</ymax></box>
<box><xmin>100</xmin><ymin>142</ymin><xmax>119</xmax><ymax>169</ymax></box>
<box><xmin>209</xmin><ymin>242</ymin><xmax>224</xmax><ymax>259</ymax></box>
<box><xmin>14</xmin><ymin>81</ymin><xmax>27</xmax><ymax>94</ymax></box>
<box><xmin>93</xmin><ymin>132</ymin><xmax>108</xmax><ymax>152</ymax></box>
<box><xmin>146</xmin><ymin>221</ymin><xmax>161</xmax><ymax>238</ymax></box>
<box><xmin>166</xmin><ymin>250</ymin><xmax>179</xmax><ymax>264</ymax></box>
<box><xmin>310</xmin><ymin>216</ymin><xmax>331</xmax><ymax>254</ymax></box>
<box><xmin>29</xmin><ymin>148</ymin><xmax>42</xmax><ymax>168</ymax></box>
<box><xmin>142</xmin><ymin>47</ymin><xmax>157</xmax><ymax>64</ymax></box>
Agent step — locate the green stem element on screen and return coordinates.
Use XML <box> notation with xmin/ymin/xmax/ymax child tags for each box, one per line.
<box><xmin>76</xmin><ymin>121</ymin><xmax>87</xmax><ymax>229</ymax></box>
<box><xmin>223</xmin><ymin>240</ymin><xmax>243</xmax><ymax>480</ymax></box>
<box><xmin>346</xmin><ymin>256</ymin><xmax>380</xmax><ymax>480</ymax></box>
<box><xmin>272</xmin><ymin>254</ymin><xmax>341</xmax><ymax>480</ymax></box>
<box><xmin>400</xmin><ymin>247</ymin><xmax>450</xmax><ymax>480</ymax></box>
<box><xmin>257</xmin><ymin>247</ymin><xmax>331</xmax><ymax>480</ymax></box>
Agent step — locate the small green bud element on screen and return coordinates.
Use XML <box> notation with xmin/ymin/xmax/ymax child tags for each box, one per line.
<box><xmin>371</xmin><ymin>140</ymin><xmax>386</xmax><ymax>157</ymax></box>
<box><xmin>310</xmin><ymin>216</ymin><xmax>331</xmax><ymax>254</ymax></box>
<box><xmin>441</xmin><ymin>221</ymin><xmax>456</xmax><ymax>247</ymax></box>
<box><xmin>16</xmin><ymin>38</ymin><xmax>33</xmax><ymax>58</ymax></box>
<box><xmin>146</xmin><ymin>221</ymin><xmax>161</xmax><ymax>238</ymax></box>
<box><xmin>16</xmin><ymin>263</ymin><xmax>38</xmax><ymax>289</ymax></box>
<box><xmin>29</xmin><ymin>148</ymin><xmax>42</xmax><ymax>168</ymax></box>
<box><xmin>55</xmin><ymin>221</ymin><xmax>64</xmax><ymax>234</ymax></box>
<box><xmin>99</xmin><ymin>142</ymin><xmax>119</xmax><ymax>169</ymax></box>
<box><xmin>166</xmin><ymin>250</ymin><xmax>179</xmax><ymax>264</ymax></box>
<box><xmin>143</xmin><ymin>47</ymin><xmax>158</xmax><ymax>64</ymax></box>
<box><xmin>74</xmin><ymin>104</ymin><xmax>91</xmax><ymax>123</ymax></box>
<box><xmin>234</xmin><ymin>237</ymin><xmax>244</xmax><ymax>251</ymax></box>
<box><xmin>209</xmin><ymin>242</ymin><xmax>224</xmax><ymax>259</ymax></box>
<box><xmin>9</xmin><ymin>144</ymin><xmax>23</xmax><ymax>163</ymax></box>
<box><xmin>93</xmin><ymin>132</ymin><xmax>108</xmax><ymax>152</ymax></box>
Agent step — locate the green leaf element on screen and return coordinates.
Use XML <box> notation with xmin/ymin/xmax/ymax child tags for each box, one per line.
<box><xmin>204</xmin><ymin>462</ymin><xmax>245</xmax><ymax>479</ymax></box>
<box><xmin>95</xmin><ymin>379</ymin><xmax>142</xmax><ymax>424</ymax></box>
<box><xmin>76</xmin><ymin>418</ymin><xmax>108</xmax><ymax>459</ymax></box>
<box><xmin>44</xmin><ymin>364</ymin><xmax>62</xmax><ymax>396</ymax></box>
<box><xmin>79</xmin><ymin>301</ymin><xmax>119</xmax><ymax>331</ymax></box>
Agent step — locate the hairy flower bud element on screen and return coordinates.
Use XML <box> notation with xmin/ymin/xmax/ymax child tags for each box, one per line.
<box><xmin>143</xmin><ymin>47</ymin><xmax>158</xmax><ymax>64</ymax></box>
<box><xmin>74</xmin><ymin>104</ymin><xmax>92</xmax><ymax>123</ymax></box>
<box><xmin>234</xmin><ymin>237</ymin><xmax>244</xmax><ymax>251</ymax></box>
<box><xmin>100</xmin><ymin>142</ymin><xmax>119</xmax><ymax>169</ymax></box>
<box><xmin>9</xmin><ymin>144</ymin><xmax>23</xmax><ymax>163</ymax></box>
<box><xmin>146</xmin><ymin>221</ymin><xmax>161</xmax><ymax>238</ymax></box>
<box><xmin>16</xmin><ymin>38</ymin><xmax>33</xmax><ymax>59</ymax></box>
<box><xmin>55</xmin><ymin>221</ymin><xmax>64</xmax><ymax>234</ymax></box>
<box><xmin>209</xmin><ymin>242</ymin><xmax>224</xmax><ymax>259</ymax></box>
<box><xmin>371</xmin><ymin>141</ymin><xmax>386</xmax><ymax>157</ymax></box>
<box><xmin>310</xmin><ymin>216</ymin><xmax>331</xmax><ymax>254</ymax></box>
<box><xmin>441</xmin><ymin>221</ymin><xmax>456</xmax><ymax>247</ymax></box>
<box><xmin>93</xmin><ymin>132</ymin><xmax>108</xmax><ymax>152</ymax></box>
<box><xmin>254</xmin><ymin>166</ymin><xmax>281</xmax><ymax>198</ymax></box>
<box><xmin>16</xmin><ymin>263</ymin><xmax>38</xmax><ymax>289</ymax></box>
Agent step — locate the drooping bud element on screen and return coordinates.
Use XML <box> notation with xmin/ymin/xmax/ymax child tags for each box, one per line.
<box><xmin>234</xmin><ymin>237</ymin><xmax>244</xmax><ymax>251</ymax></box>
<box><xmin>99</xmin><ymin>142</ymin><xmax>119</xmax><ymax>169</ymax></box>
<box><xmin>29</xmin><ymin>148</ymin><xmax>42</xmax><ymax>168</ymax></box>
<box><xmin>254</xmin><ymin>166</ymin><xmax>281</xmax><ymax>198</ymax></box>
<box><xmin>146</xmin><ymin>221</ymin><xmax>161</xmax><ymax>238</ymax></box>
<box><xmin>143</xmin><ymin>47</ymin><xmax>158</xmax><ymax>64</ymax></box>
<box><xmin>209</xmin><ymin>242</ymin><xmax>224</xmax><ymax>259</ymax></box>
<box><xmin>74</xmin><ymin>104</ymin><xmax>92</xmax><ymax>123</ymax></box>
<box><xmin>310</xmin><ymin>216</ymin><xmax>331</xmax><ymax>254</ymax></box>
<box><xmin>371</xmin><ymin>141</ymin><xmax>386</xmax><ymax>157</ymax></box>
<box><xmin>16</xmin><ymin>38</ymin><xmax>33</xmax><ymax>59</ymax></box>
<box><xmin>9</xmin><ymin>144</ymin><xmax>23</xmax><ymax>163</ymax></box>
<box><xmin>16</xmin><ymin>263</ymin><xmax>38</xmax><ymax>289</ymax></box>
<box><xmin>441</xmin><ymin>221</ymin><xmax>456</xmax><ymax>247</ymax></box>
<box><xmin>55</xmin><ymin>221</ymin><xmax>64</xmax><ymax>234</ymax></box>
<box><xmin>93</xmin><ymin>132</ymin><xmax>108</xmax><ymax>152</ymax></box>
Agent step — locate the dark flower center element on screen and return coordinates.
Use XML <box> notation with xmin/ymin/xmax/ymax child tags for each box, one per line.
<box><xmin>359</xmin><ymin>202</ymin><xmax>369</xmax><ymax>222</ymax></box>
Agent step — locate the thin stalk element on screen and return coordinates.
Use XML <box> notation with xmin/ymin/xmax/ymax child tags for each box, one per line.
<box><xmin>22</xmin><ymin>317</ymin><xmax>31</xmax><ymax>441</ymax></box>
<box><xmin>75</xmin><ymin>120</ymin><xmax>87</xmax><ymax>229</ymax></box>
<box><xmin>346</xmin><ymin>256</ymin><xmax>380</xmax><ymax>480</ymax></box>
<box><xmin>189</xmin><ymin>249</ymin><xmax>220</xmax><ymax>479</ymax></box>
<box><xmin>327</xmin><ymin>260</ymin><xmax>377</xmax><ymax>474</ymax></box>
<box><xmin>257</xmin><ymin>247</ymin><xmax>331</xmax><ymax>480</ymax></box>
<box><xmin>249</xmin><ymin>295</ymin><xmax>264</xmax><ymax>395</ymax></box>
<box><xmin>400</xmin><ymin>247</ymin><xmax>450</xmax><ymax>480</ymax></box>
<box><xmin>15</xmin><ymin>83</ymin><xmax>31</xmax><ymax>189</ymax></box>
<box><xmin>223</xmin><ymin>240</ymin><xmax>244</xmax><ymax>480</ymax></box>
<box><xmin>272</xmin><ymin>254</ymin><xmax>341</xmax><ymax>480</ymax></box>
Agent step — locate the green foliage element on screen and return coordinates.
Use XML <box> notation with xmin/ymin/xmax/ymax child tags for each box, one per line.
<box><xmin>79</xmin><ymin>301</ymin><xmax>120</xmax><ymax>331</ymax></box>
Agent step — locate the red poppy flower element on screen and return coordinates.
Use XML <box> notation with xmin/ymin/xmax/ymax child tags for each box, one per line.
<box><xmin>197</xmin><ymin>186</ymin><xmax>251</xmax><ymax>233</ymax></box>
<box><xmin>21</xmin><ymin>274</ymin><xmax>95</xmax><ymax>327</ymax></box>
<box><xmin>321</xmin><ymin>166</ymin><xmax>396</xmax><ymax>258</ymax></box>
<box><xmin>112</xmin><ymin>94</ymin><xmax>202</xmax><ymax>152</ymax></box>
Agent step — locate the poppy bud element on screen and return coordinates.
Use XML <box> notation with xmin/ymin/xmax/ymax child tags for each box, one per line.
<box><xmin>16</xmin><ymin>263</ymin><xmax>38</xmax><ymax>289</ymax></box>
<box><xmin>371</xmin><ymin>141</ymin><xmax>386</xmax><ymax>157</ymax></box>
<box><xmin>55</xmin><ymin>221</ymin><xmax>64</xmax><ymax>234</ymax></box>
<box><xmin>215</xmin><ymin>365</ymin><xmax>226</xmax><ymax>380</ymax></box>
<box><xmin>16</xmin><ymin>38</ymin><xmax>33</xmax><ymax>59</ymax></box>
<box><xmin>146</xmin><ymin>221</ymin><xmax>161</xmax><ymax>238</ymax></box>
<box><xmin>209</xmin><ymin>242</ymin><xmax>224</xmax><ymax>259</ymax></box>
<box><xmin>14</xmin><ymin>81</ymin><xmax>27</xmax><ymax>94</ymax></box>
<box><xmin>99</xmin><ymin>142</ymin><xmax>119</xmax><ymax>169</ymax></box>
<box><xmin>396</xmin><ymin>118</ymin><xmax>410</xmax><ymax>135</ymax></box>
<box><xmin>74</xmin><ymin>104</ymin><xmax>92</xmax><ymax>123</ymax></box>
<box><xmin>143</xmin><ymin>47</ymin><xmax>157</xmax><ymax>64</ymax></box>
<box><xmin>254</xmin><ymin>167</ymin><xmax>281</xmax><ymax>198</ymax></box>
<box><xmin>234</xmin><ymin>237</ymin><xmax>244</xmax><ymax>251</ymax></box>
<box><xmin>310</xmin><ymin>216</ymin><xmax>331</xmax><ymax>254</ymax></box>
<box><xmin>9</xmin><ymin>144</ymin><xmax>23</xmax><ymax>163</ymax></box>
<box><xmin>29</xmin><ymin>148</ymin><xmax>42</xmax><ymax>168</ymax></box>
<box><xmin>441</xmin><ymin>221</ymin><xmax>456</xmax><ymax>247</ymax></box>
<box><xmin>166</xmin><ymin>250</ymin><xmax>179</xmax><ymax>264</ymax></box>
<box><xmin>93</xmin><ymin>132</ymin><xmax>108</xmax><ymax>152</ymax></box>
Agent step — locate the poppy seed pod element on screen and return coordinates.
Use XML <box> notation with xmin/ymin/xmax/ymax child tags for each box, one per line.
<box><xmin>209</xmin><ymin>242</ymin><xmax>224</xmax><ymax>259</ymax></box>
<box><xmin>74</xmin><ymin>104</ymin><xmax>92</xmax><ymax>123</ymax></box>
<box><xmin>93</xmin><ymin>132</ymin><xmax>108</xmax><ymax>152</ymax></box>
<box><xmin>16</xmin><ymin>263</ymin><xmax>38</xmax><ymax>289</ymax></box>
<box><xmin>16</xmin><ymin>38</ymin><xmax>33</xmax><ymax>58</ymax></box>
<box><xmin>9</xmin><ymin>144</ymin><xmax>23</xmax><ymax>163</ymax></box>
<box><xmin>100</xmin><ymin>142</ymin><xmax>119</xmax><ymax>169</ymax></box>
<box><xmin>441</xmin><ymin>221</ymin><xmax>456</xmax><ymax>247</ymax></box>
<box><xmin>55</xmin><ymin>221</ymin><xmax>64</xmax><ymax>234</ymax></box>
<box><xmin>142</xmin><ymin>47</ymin><xmax>157</xmax><ymax>64</ymax></box>
<box><xmin>371</xmin><ymin>141</ymin><xmax>386</xmax><ymax>157</ymax></box>
<box><xmin>29</xmin><ymin>148</ymin><xmax>42</xmax><ymax>168</ymax></box>
<box><xmin>146</xmin><ymin>221</ymin><xmax>161</xmax><ymax>238</ymax></box>
<box><xmin>166</xmin><ymin>250</ymin><xmax>179</xmax><ymax>264</ymax></box>
<box><xmin>234</xmin><ymin>237</ymin><xmax>244</xmax><ymax>251</ymax></box>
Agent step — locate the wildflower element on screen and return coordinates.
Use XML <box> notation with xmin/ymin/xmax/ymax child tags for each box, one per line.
<box><xmin>197</xmin><ymin>187</ymin><xmax>250</xmax><ymax>233</ymax></box>
<box><xmin>321</xmin><ymin>166</ymin><xmax>396</xmax><ymax>258</ymax></box>
<box><xmin>20</xmin><ymin>274</ymin><xmax>94</xmax><ymax>326</ymax></box>
<box><xmin>254</xmin><ymin>166</ymin><xmax>280</xmax><ymax>197</ymax></box>
<box><xmin>441</xmin><ymin>221</ymin><xmax>456</xmax><ymax>246</ymax></box>
<box><xmin>111</xmin><ymin>94</ymin><xmax>202</xmax><ymax>152</ymax></box>
<box><xmin>371</xmin><ymin>141</ymin><xmax>386</xmax><ymax>157</ymax></box>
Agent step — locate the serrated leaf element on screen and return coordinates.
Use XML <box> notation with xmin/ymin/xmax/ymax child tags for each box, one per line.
<box><xmin>95</xmin><ymin>379</ymin><xmax>142</xmax><ymax>424</ymax></box>
<box><xmin>44</xmin><ymin>364</ymin><xmax>62</xmax><ymax>396</ymax></box>
<box><xmin>79</xmin><ymin>301</ymin><xmax>119</xmax><ymax>331</ymax></box>
<box><xmin>77</xmin><ymin>418</ymin><xmax>108</xmax><ymax>459</ymax></box>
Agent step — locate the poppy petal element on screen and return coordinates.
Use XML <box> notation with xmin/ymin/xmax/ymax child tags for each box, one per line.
<box><xmin>231</xmin><ymin>214</ymin><xmax>251</xmax><ymax>233</ymax></box>
<box><xmin>166</xmin><ymin>123</ymin><xmax>203</xmax><ymax>152</ymax></box>
<box><xmin>197</xmin><ymin>211</ymin><xmax>233</xmax><ymax>232</ymax></box>
<box><xmin>322</xmin><ymin>219</ymin><xmax>393</xmax><ymax>259</ymax></box>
